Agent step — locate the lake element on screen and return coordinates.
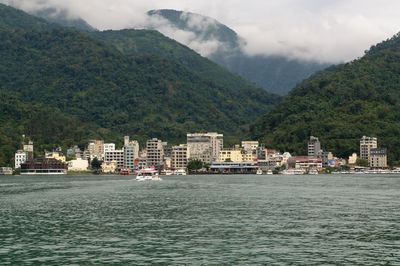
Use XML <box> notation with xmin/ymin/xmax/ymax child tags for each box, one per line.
<box><xmin>1</xmin><ymin>174</ymin><xmax>399</xmax><ymax>264</ymax></box>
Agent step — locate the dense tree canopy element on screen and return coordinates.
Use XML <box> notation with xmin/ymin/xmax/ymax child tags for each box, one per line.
<box><xmin>250</xmin><ymin>32</ymin><xmax>400</xmax><ymax>165</ymax></box>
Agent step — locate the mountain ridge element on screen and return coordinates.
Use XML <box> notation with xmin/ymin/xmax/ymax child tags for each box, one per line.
<box><xmin>249</xmin><ymin>32</ymin><xmax>400</xmax><ymax>164</ymax></box>
<box><xmin>148</xmin><ymin>9</ymin><xmax>329</xmax><ymax>95</ymax></box>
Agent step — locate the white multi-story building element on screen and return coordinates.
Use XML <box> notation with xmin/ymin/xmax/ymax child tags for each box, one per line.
<box><xmin>172</xmin><ymin>145</ymin><xmax>188</xmax><ymax>169</ymax></box>
<box><xmin>104</xmin><ymin>143</ymin><xmax>115</xmax><ymax>153</ymax></box>
<box><xmin>187</xmin><ymin>132</ymin><xmax>223</xmax><ymax>163</ymax></box>
<box><xmin>15</xmin><ymin>150</ymin><xmax>27</xmax><ymax>169</ymax></box>
<box><xmin>241</xmin><ymin>141</ymin><xmax>259</xmax><ymax>151</ymax></box>
<box><xmin>360</xmin><ymin>136</ymin><xmax>377</xmax><ymax>161</ymax></box>
<box><xmin>104</xmin><ymin>150</ymin><xmax>124</xmax><ymax>169</ymax></box>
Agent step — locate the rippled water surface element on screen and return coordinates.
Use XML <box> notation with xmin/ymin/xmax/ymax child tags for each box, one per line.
<box><xmin>1</xmin><ymin>174</ymin><xmax>400</xmax><ymax>264</ymax></box>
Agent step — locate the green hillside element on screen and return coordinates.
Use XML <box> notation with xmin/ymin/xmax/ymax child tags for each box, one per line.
<box><xmin>0</xmin><ymin>3</ymin><xmax>57</xmax><ymax>31</ymax></box>
<box><xmin>90</xmin><ymin>29</ymin><xmax>260</xmax><ymax>91</ymax></box>
<box><xmin>250</xmin><ymin>32</ymin><xmax>400</xmax><ymax>165</ymax></box>
<box><xmin>148</xmin><ymin>9</ymin><xmax>328</xmax><ymax>95</ymax></box>
<box><xmin>0</xmin><ymin>28</ymin><xmax>279</xmax><ymax>166</ymax></box>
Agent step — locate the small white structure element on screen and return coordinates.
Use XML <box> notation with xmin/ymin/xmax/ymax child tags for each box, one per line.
<box><xmin>68</xmin><ymin>158</ymin><xmax>89</xmax><ymax>171</ymax></box>
<box><xmin>102</xmin><ymin>161</ymin><xmax>117</xmax><ymax>173</ymax></box>
<box><xmin>0</xmin><ymin>167</ymin><xmax>13</xmax><ymax>175</ymax></box>
<box><xmin>104</xmin><ymin>143</ymin><xmax>115</xmax><ymax>153</ymax></box>
<box><xmin>15</xmin><ymin>150</ymin><xmax>26</xmax><ymax>169</ymax></box>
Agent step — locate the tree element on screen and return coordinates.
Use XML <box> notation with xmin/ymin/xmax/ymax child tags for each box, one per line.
<box><xmin>187</xmin><ymin>159</ymin><xmax>203</xmax><ymax>171</ymax></box>
<box><xmin>356</xmin><ymin>158</ymin><xmax>369</xmax><ymax>167</ymax></box>
<box><xmin>91</xmin><ymin>157</ymin><xmax>102</xmax><ymax>170</ymax></box>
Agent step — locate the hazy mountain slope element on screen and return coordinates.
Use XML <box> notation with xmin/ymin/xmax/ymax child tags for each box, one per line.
<box><xmin>148</xmin><ymin>9</ymin><xmax>328</xmax><ymax>95</ymax></box>
<box><xmin>90</xmin><ymin>29</ymin><xmax>265</xmax><ymax>92</ymax></box>
<box><xmin>249</xmin><ymin>32</ymin><xmax>400</xmax><ymax>164</ymax></box>
<box><xmin>33</xmin><ymin>8</ymin><xmax>97</xmax><ymax>31</ymax></box>
<box><xmin>0</xmin><ymin>3</ymin><xmax>57</xmax><ymax>31</ymax></box>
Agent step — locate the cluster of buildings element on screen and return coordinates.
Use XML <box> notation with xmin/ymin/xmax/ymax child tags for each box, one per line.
<box><xmin>0</xmin><ymin>133</ymin><xmax>389</xmax><ymax>175</ymax></box>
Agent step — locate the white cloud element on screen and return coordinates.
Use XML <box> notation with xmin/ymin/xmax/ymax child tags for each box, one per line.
<box><xmin>2</xmin><ymin>0</ymin><xmax>400</xmax><ymax>63</ymax></box>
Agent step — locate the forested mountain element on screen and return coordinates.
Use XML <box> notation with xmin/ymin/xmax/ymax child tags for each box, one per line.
<box><xmin>0</xmin><ymin>5</ymin><xmax>280</xmax><ymax>166</ymax></box>
<box><xmin>250</xmin><ymin>32</ymin><xmax>400</xmax><ymax>165</ymax></box>
<box><xmin>0</xmin><ymin>3</ymin><xmax>57</xmax><ymax>31</ymax></box>
<box><xmin>148</xmin><ymin>9</ymin><xmax>328</xmax><ymax>95</ymax></box>
<box><xmin>90</xmin><ymin>29</ymin><xmax>258</xmax><ymax>91</ymax></box>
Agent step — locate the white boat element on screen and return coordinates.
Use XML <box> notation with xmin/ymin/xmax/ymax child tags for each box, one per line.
<box><xmin>267</xmin><ymin>169</ymin><xmax>273</xmax><ymax>175</ymax></box>
<box><xmin>174</xmin><ymin>169</ymin><xmax>187</xmax><ymax>175</ymax></box>
<box><xmin>135</xmin><ymin>168</ymin><xmax>161</xmax><ymax>181</ymax></box>
<box><xmin>161</xmin><ymin>169</ymin><xmax>173</xmax><ymax>176</ymax></box>
<box><xmin>391</xmin><ymin>168</ymin><xmax>400</xmax><ymax>174</ymax></box>
<box><xmin>281</xmin><ymin>169</ymin><xmax>305</xmax><ymax>175</ymax></box>
<box><xmin>308</xmin><ymin>169</ymin><xmax>318</xmax><ymax>175</ymax></box>
<box><xmin>256</xmin><ymin>169</ymin><xmax>263</xmax><ymax>175</ymax></box>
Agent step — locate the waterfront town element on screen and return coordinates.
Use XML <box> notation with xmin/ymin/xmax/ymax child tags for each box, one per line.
<box><xmin>0</xmin><ymin>133</ymin><xmax>394</xmax><ymax>175</ymax></box>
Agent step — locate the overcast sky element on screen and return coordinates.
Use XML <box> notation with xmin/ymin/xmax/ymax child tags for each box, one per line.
<box><xmin>3</xmin><ymin>0</ymin><xmax>400</xmax><ymax>63</ymax></box>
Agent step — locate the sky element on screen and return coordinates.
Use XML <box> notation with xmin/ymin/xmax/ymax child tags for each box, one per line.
<box><xmin>3</xmin><ymin>0</ymin><xmax>400</xmax><ymax>63</ymax></box>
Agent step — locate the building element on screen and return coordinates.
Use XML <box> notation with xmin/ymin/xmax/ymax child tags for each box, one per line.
<box><xmin>146</xmin><ymin>138</ymin><xmax>164</xmax><ymax>168</ymax></box>
<box><xmin>360</xmin><ymin>136</ymin><xmax>377</xmax><ymax>161</ymax></box>
<box><xmin>288</xmin><ymin>157</ymin><xmax>323</xmax><ymax>171</ymax></box>
<box><xmin>308</xmin><ymin>136</ymin><xmax>321</xmax><ymax>157</ymax></box>
<box><xmin>0</xmin><ymin>167</ymin><xmax>13</xmax><ymax>175</ymax></box>
<box><xmin>102</xmin><ymin>161</ymin><xmax>118</xmax><ymax>173</ymax></box>
<box><xmin>318</xmin><ymin>151</ymin><xmax>333</xmax><ymax>168</ymax></box>
<box><xmin>67</xmin><ymin>145</ymin><xmax>83</xmax><ymax>159</ymax></box>
<box><xmin>104</xmin><ymin>150</ymin><xmax>124</xmax><ymax>170</ymax></box>
<box><xmin>68</xmin><ymin>158</ymin><xmax>89</xmax><ymax>171</ymax></box>
<box><xmin>209</xmin><ymin>161</ymin><xmax>259</xmax><ymax>174</ymax></box>
<box><xmin>15</xmin><ymin>150</ymin><xmax>27</xmax><ymax>169</ymax></box>
<box><xmin>369</xmin><ymin>148</ymin><xmax>387</xmax><ymax>168</ymax></box>
<box><xmin>172</xmin><ymin>145</ymin><xmax>188</xmax><ymax>169</ymax></box>
<box><xmin>187</xmin><ymin>132</ymin><xmax>223</xmax><ymax>163</ymax></box>
<box><xmin>45</xmin><ymin>151</ymin><xmax>66</xmax><ymax>163</ymax></box>
<box><xmin>124</xmin><ymin>137</ymin><xmax>139</xmax><ymax>170</ymax></box>
<box><xmin>104</xmin><ymin>143</ymin><xmax>115</xmax><ymax>153</ymax></box>
<box><xmin>20</xmin><ymin>157</ymin><xmax>68</xmax><ymax>175</ymax></box>
<box><xmin>348</xmin><ymin>153</ymin><xmax>358</xmax><ymax>165</ymax></box>
<box><xmin>88</xmin><ymin>140</ymin><xmax>104</xmax><ymax>157</ymax></box>
<box><xmin>242</xmin><ymin>141</ymin><xmax>259</xmax><ymax>151</ymax></box>
<box><xmin>218</xmin><ymin>147</ymin><xmax>256</xmax><ymax>163</ymax></box>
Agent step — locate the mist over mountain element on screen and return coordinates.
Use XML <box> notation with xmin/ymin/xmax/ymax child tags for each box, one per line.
<box><xmin>33</xmin><ymin>8</ymin><xmax>97</xmax><ymax>31</ymax></box>
<box><xmin>0</xmin><ymin>3</ymin><xmax>281</xmax><ymax>166</ymax></box>
<box><xmin>147</xmin><ymin>9</ymin><xmax>328</xmax><ymax>95</ymax></box>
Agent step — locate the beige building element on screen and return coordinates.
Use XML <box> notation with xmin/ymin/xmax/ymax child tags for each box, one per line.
<box><xmin>219</xmin><ymin>148</ymin><xmax>256</xmax><ymax>162</ymax></box>
<box><xmin>45</xmin><ymin>151</ymin><xmax>66</xmax><ymax>163</ymax></box>
<box><xmin>369</xmin><ymin>148</ymin><xmax>387</xmax><ymax>168</ymax></box>
<box><xmin>68</xmin><ymin>158</ymin><xmax>89</xmax><ymax>171</ymax></box>
<box><xmin>360</xmin><ymin>136</ymin><xmax>377</xmax><ymax>161</ymax></box>
<box><xmin>187</xmin><ymin>132</ymin><xmax>223</xmax><ymax>163</ymax></box>
<box><xmin>88</xmin><ymin>140</ymin><xmax>104</xmax><ymax>157</ymax></box>
<box><xmin>146</xmin><ymin>138</ymin><xmax>164</xmax><ymax>168</ymax></box>
<box><xmin>348</xmin><ymin>153</ymin><xmax>358</xmax><ymax>165</ymax></box>
<box><xmin>172</xmin><ymin>145</ymin><xmax>188</xmax><ymax>169</ymax></box>
<box><xmin>102</xmin><ymin>161</ymin><xmax>118</xmax><ymax>173</ymax></box>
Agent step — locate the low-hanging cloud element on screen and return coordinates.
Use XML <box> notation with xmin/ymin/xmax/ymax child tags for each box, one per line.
<box><xmin>2</xmin><ymin>0</ymin><xmax>400</xmax><ymax>63</ymax></box>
